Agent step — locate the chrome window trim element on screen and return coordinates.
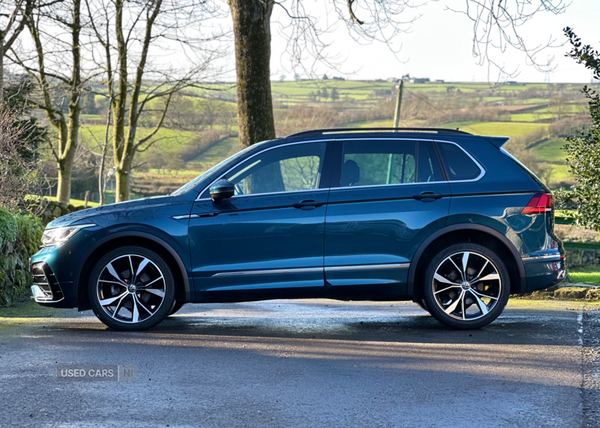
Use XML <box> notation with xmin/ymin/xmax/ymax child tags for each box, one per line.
<box><xmin>211</xmin><ymin>263</ymin><xmax>410</xmax><ymax>277</ymax></box>
<box><xmin>197</xmin><ymin>139</ymin><xmax>335</xmax><ymax>201</ymax></box>
<box><xmin>433</xmin><ymin>139</ymin><xmax>486</xmax><ymax>182</ymax></box>
<box><xmin>196</xmin><ymin>136</ymin><xmax>486</xmax><ymax>200</ymax></box>
<box><xmin>195</xmin><ymin>188</ymin><xmax>329</xmax><ymax>203</ymax></box>
<box><xmin>329</xmin><ymin>138</ymin><xmax>485</xmax><ymax>191</ymax></box>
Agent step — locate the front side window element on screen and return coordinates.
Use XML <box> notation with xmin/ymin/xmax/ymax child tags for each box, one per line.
<box><xmin>226</xmin><ymin>142</ymin><xmax>326</xmax><ymax>196</ymax></box>
<box><xmin>340</xmin><ymin>140</ymin><xmax>444</xmax><ymax>187</ymax></box>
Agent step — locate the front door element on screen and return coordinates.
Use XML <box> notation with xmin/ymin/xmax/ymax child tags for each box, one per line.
<box><xmin>188</xmin><ymin>141</ymin><xmax>332</xmax><ymax>296</ymax></box>
<box><xmin>324</xmin><ymin>138</ymin><xmax>451</xmax><ymax>293</ymax></box>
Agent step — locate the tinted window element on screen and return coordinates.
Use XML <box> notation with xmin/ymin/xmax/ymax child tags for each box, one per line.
<box><xmin>419</xmin><ymin>141</ymin><xmax>446</xmax><ymax>183</ymax></box>
<box><xmin>340</xmin><ymin>140</ymin><xmax>444</xmax><ymax>187</ymax></box>
<box><xmin>437</xmin><ymin>142</ymin><xmax>482</xmax><ymax>181</ymax></box>
<box><xmin>226</xmin><ymin>143</ymin><xmax>326</xmax><ymax>195</ymax></box>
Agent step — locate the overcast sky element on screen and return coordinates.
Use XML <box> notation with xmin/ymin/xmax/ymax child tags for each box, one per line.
<box><xmin>267</xmin><ymin>0</ymin><xmax>599</xmax><ymax>83</ymax></box>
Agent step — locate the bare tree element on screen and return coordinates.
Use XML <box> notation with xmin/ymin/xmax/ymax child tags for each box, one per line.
<box><xmin>82</xmin><ymin>109</ymin><xmax>112</xmax><ymax>206</ymax></box>
<box><xmin>0</xmin><ymin>0</ymin><xmax>32</xmax><ymax>100</ymax></box>
<box><xmin>0</xmin><ymin>102</ymin><xmax>45</xmax><ymax>210</ymax></box>
<box><xmin>227</xmin><ymin>0</ymin><xmax>569</xmax><ymax>148</ymax></box>
<box><xmin>9</xmin><ymin>0</ymin><xmax>88</xmax><ymax>203</ymax></box>
<box><xmin>445</xmin><ymin>0</ymin><xmax>569</xmax><ymax>78</ymax></box>
<box><xmin>85</xmin><ymin>0</ymin><xmax>224</xmax><ymax>202</ymax></box>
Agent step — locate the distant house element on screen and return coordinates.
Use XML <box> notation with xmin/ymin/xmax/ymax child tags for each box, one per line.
<box><xmin>506</xmin><ymin>81</ymin><xmax>519</xmax><ymax>86</ymax></box>
<box><xmin>434</xmin><ymin>79</ymin><xmax>445</xmax><ymax>83</ymax></box>
<box><xmin>409</xmin><ymin>77</ymin><xmax>430</xmax><ymax>84</ymax></box>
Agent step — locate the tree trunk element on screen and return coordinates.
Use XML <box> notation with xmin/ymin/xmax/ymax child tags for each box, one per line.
<box><xmin>23</xmin><ymin>0</ymin><xmax>82</xmax><ymax>203</ymax></box>
<box><xmin>115</xmin><ymin>166</ymin><xmax>130</xmax><ymax>202</ymax></box>
<box><xmin>228</xmin><ymin>0</ymin><xmax>276</xmax><ymax>149</ymax></box>
<box><xmin>55</xmin><ymin>0</ymin><xmax>82</xmax><ymax>203</ymax></box>
<box><xmin>0</xmin><ymin>30</ymin><xmax>4</xmax><ymax>102</ymax></box>
<box><xmin>56</xmin><ymin>157</ymin><xmax>72</xmax><ymax>202</ymax></box>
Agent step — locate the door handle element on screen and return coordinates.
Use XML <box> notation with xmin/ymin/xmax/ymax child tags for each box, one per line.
<box><xmin>293</xmin><ymin>200</ymin><xmax>324</xmax><ymax>209</ymax></box>
<box><xmin>413</xmin><ymin>192</ymin><xmax>443</xmax><ymax>201</ymax></box>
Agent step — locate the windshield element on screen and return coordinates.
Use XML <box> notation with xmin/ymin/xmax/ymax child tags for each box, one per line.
<box><xmin>171</xmin><ymin>144</ymin><xmax>256</xmax><ymax>196</ymax></box>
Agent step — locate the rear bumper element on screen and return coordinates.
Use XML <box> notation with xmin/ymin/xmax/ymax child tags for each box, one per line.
<box><xmin>523</xmin><ymin>255</ymin><xmax>566</xmax><ymax>292</ymax></box>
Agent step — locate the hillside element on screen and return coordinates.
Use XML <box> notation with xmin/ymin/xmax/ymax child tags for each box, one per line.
<box><xmin>67</xmin><ymin>80</ymin><xmax>590</xmax><ymax>201</ymax></box>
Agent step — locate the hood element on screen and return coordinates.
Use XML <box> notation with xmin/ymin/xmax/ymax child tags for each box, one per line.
<box><xmin>47</xmin><ymin>195</ymin><xmax>175</xmax><ymax>228</ymax></box>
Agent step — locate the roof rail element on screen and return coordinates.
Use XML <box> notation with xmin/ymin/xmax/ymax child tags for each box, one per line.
<box><xmin>285</xmin><ymin>127</ymin><xmax>472</xmax><ymax>138</ymax></box>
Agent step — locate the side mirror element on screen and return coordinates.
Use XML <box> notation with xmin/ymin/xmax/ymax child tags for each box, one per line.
<box><xmin>210</xmin><ymin>179</ymin><xmax>235</xmax><ymax>205</ymax></box>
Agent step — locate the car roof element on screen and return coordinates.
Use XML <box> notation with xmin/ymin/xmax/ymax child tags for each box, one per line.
<box><xmin>285</xmin><ymin>127</ymin><xmax>471</xmax><ymax>139</ymax></box>
<box><xmin>279</xmin><ymin>127</ymin><xmax>509</xmax><ymax>148</ymax></box>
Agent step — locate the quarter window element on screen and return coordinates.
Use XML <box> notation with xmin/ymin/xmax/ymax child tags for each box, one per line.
<box><xmin>436</xmin><ymin>142</ymin><xmax>482</xmax><ymax>181</ymax></box>
<box><xmin>226</xmin><ymin>143</ymin><xmax>326</xmax><ymax>195</ymax></box>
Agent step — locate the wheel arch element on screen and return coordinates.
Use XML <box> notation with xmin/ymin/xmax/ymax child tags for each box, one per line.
<box><xmin>76</xmin><ymin>231</ymin><xmax>191</xmax><ymax>311</ymax></box>
<box><xmin>408</xmin><ymin>223</ymin><xmax>526</xmax><ymax>300</ymax></box>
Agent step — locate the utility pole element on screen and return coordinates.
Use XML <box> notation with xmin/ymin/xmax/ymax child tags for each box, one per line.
<box><xmin>393</xmin><ymin>80</ymin><xmax>404</xmax><ymax>129</ymax></box>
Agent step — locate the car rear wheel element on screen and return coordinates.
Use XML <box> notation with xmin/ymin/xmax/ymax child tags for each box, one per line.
<box><xmin>415</xmin><ymin>298</ymin><xmax>430</xmax><ymax>313</ymax></box>
<box><xmin>423</xmin><ymin>243</ymin><xmax>510</xmax><ymax>329</ymax></box>
<box><xmin>88</xmin><ymin>246</ymin><xmax>175</xmax><ymax>331</ymax></box>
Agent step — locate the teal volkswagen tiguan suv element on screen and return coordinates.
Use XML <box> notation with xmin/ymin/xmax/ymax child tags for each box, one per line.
<box><xmin>30</xmin><ymin>128</ymin><xmax>565</xmax><ymax>330</ymax></box>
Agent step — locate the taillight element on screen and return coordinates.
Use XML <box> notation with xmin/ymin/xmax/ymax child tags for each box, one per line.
<box><xmin>521</xmin><ymin>192</ymin><xmax>554</xmax><ymax>215</ymax></box>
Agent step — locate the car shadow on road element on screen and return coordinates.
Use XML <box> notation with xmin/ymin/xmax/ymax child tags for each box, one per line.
<box><xmin>22</xmin><ymin>300</ymin><xmax>579</xmax><ymax>350</ymax></box>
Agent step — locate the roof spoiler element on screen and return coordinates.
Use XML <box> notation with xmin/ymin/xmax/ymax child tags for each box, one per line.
<box><xmin>486</xmin><ymin>136</ymin><xmax>510</xmax><ymax>148</ymax></box>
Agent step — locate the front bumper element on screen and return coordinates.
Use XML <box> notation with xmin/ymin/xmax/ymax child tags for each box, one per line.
<box><xmin>29</xmin><ymin>229</ymin><xmax>99</xmax><ymax>309</ymax></box>
<box><xmin>30</xmin><ymin>260</ymin><xmax>76</xmax><ymax>307</ymax></box>
<box><xmin>30</xmin><ymin>261</ymin><xmax>64</xmax><ymax>304</ymax></box>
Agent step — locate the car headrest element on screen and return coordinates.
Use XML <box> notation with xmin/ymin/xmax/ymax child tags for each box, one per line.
<box><xmin>342</xmin><ymin>160</ymin><xmax>360</xmax><ymax>186</ymax></box>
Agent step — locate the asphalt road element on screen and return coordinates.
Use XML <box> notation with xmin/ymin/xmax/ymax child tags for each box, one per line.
<box><xmin>0</xmin><ymin>299</ymin><xmax>598</xmax><ymax>428</ymax></box>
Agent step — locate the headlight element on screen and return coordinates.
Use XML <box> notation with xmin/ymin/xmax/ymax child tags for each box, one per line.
<box><xmin>41</xmin><ymin>224</ymin><xmax>97</xmax><ymax>247</ymax></box>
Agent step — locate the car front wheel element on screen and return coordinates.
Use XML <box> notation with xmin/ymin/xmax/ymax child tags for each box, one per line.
<box><xmin>423</xmin><ymin>243</ymin><xmax>510</xmax><ymax>329</ymax></box>
<box><xmin>169</xmin><ymin>301</ymin><xmax>185</xmax><ymax>316</ymax></box>
<box><xmin>88</xmin><ymin>246</ymin><xmax>175</xmax><ymax>331</ymax></box>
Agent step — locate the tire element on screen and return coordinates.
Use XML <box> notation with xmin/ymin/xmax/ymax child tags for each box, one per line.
<box><xmin>423</xmin><ymin>243</ymin><xmax>510</xmax><ymax>329</ymax></box>
<box><xmin>88</xmin><ymin>246</ymin><xmax>175</xmax><ymax>331</ymax></box>
<box><xmin>169</xmin><ymin>301</ymin><xmax>185</xmax><ymax>316</ymax></box>
<box><xmin>415</xmin><ymin>298</ymin><xmax>430</xmax><ymax>313</ymax></box>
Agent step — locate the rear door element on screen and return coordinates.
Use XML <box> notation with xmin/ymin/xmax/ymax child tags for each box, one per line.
<box><xmin>323</xmin><ymin>138</ymin><xmax>451</xmax><ymax>293</ymax></box>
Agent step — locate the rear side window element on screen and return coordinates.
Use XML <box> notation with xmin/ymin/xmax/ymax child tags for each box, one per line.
<box><xmin>436</xmin><ymin>142</ymin><xmax>482</xmax><ymax>181</ymax></box>
<box><xmin>418</xmin><ymin>141</ymin><xmax>446</xmax><ymax>183</ymax></box>
<box><xmin>340</xmin><ymin>140</ymin><xmax>444</xmax><ymax>187</ymax></box>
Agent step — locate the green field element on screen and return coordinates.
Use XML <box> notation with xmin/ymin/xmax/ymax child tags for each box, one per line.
<box><xmin>509</xmin><ymin>113</ymin><xmax>555</xmax><ymax>122</ymax></box>
<box><xmin>45</xmin><ymin>196</ymin><xmax>99</xmax><ymax>207</ymax></box>
<box><xmin>59</xmin><ymin>80</ymin><xmax>592</xmax><ymax>200</ymax></box>
<box><xmin>530</xmin><ymin>139</ymin><xmax>567</xmax><ymax>162</ymax></box>
<box><xmin>440</xmin><ymin>121</ymin><xmax>548</xmax><ymax>138</ymax></box>
<box><xmin>188</xmin><ymin>137</ymin><xmax>239</xmax><ymax>171</ymax></box>
<box><xmin>569</xmin><ymin>266</ymin><xmax>600</xmax><ymax>285</ymax></box>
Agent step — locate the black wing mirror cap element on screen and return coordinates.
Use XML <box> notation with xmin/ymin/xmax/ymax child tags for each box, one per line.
<box><xmin>210</xmin><ymin>179</ymin><xmax>235</xmax><ymax>205</ymax></box>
